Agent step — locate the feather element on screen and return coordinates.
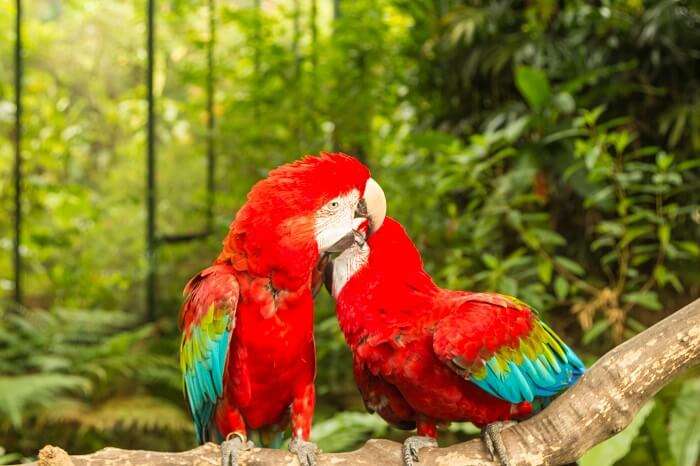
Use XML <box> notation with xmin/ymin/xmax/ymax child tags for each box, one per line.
<box><xmin>179</xmin><ymin>265</ymin><xmax>238</xmax><ymax>443</ymax></box>
<box><xmin>433</xmin><ymin>290</ymin><xmax>585</xmax><ymax>407</ymax></box>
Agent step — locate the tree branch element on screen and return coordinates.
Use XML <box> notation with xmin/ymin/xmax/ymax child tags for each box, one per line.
<box><xmin>31</xmin><ymin>298</ymin><xmax>700</xmax><ymax>466</ymax></box>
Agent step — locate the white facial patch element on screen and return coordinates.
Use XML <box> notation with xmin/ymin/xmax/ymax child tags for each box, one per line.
<box><xmin>314</xmin><ymin>189</ymin><xmax>360</xmax><ymax>253</ymax></box>
<box><xmin>332</xmin><ymin>241</ymin><xmax>369</xmax><ymax>296</ymax></box>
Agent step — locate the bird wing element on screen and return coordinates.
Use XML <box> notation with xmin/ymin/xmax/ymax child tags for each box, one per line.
<box><xmin>432</xmin><ymin>292</ymin><xmax>585</xmax><ymax>405</ymax></box>
<box><xmin>179</xmin><ymin>263</ymin><xmax>239</xmax><ymax>442</ymax></box>
<box><xmin>352</xmin><ymin>357</ymin><xmax>416</xmax><ymax>430</ymax></box>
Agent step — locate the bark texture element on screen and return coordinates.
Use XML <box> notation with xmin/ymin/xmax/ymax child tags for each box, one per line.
<box><xmin>30</xmin><ymin>297</ymin><xmax>700</xmax><ymax>466</ymax></box>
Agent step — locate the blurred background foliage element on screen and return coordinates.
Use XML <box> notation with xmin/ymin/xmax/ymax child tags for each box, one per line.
<box><xmin>0</xmin><ymin>0</ymin><xmax>699</xmax><ymax>464</ymax></box>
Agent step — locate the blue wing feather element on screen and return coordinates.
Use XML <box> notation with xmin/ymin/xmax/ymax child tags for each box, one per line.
<box><xmin>183</xmin><ymin>325</ymin><xmax>232</xmax><ymax>442</ymax></box>
<box><xmin>179</xmin><ymin>265</ymin><xmax>238</xmax><ymax>443</ymax></box>
<box><xmin>471</xmin><ymin>322</ymin><xmax>585</xmax><ymax>407</ymax></box>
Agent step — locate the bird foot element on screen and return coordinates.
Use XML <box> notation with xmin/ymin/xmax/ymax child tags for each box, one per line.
<box><xmin>289</xmin><ymin>438</ymin><xmax>319</xmax><ymax>466</ymax></box>
<box><xmin>402</xmin><ymin>435</ymin><xmax>438</xmax><ymax>466</ymax></box>
<box><xmin>220</xmin><ymin>434</ymin><xmax>255</xmax><ymax>466</ymax></box>
<box><xmin>482</xmin><ymin>421</ymin><xmax>517</xmax><ymax>466</ymax></box>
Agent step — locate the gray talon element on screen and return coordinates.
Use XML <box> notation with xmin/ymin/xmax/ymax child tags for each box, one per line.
<box><xmin>289</xmin><ymin>438</ymin><xmax>319</xmax><ymax>466</ymax></box>
<box><xmin>402</xmin><ymin>435</ymin><xmax>438</xmax><ymax>466</ymax></box>
<box><xmin>481</xmin><ymin>421</ymin><xmax>517</xmax><ymax>466</ymax></box>
<box><xmin>220</xmin><ymin>435</ymin><xmax>253</xmax><ymax>466</ymax></box>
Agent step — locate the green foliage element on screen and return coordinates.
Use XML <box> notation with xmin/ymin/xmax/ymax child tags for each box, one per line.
<box><xmin>0</xmin><ymin>0</ymin><xmax>698</xmax><ymax>463</ymax></box>
<box><xmin>580</xmin><ymin>401</ymin><xmax>655</xmax><ymax>466</ymax></box>
<box><xmin>0</xmin><ymin>447</ymin><xmax>21</xmax><ymax>466</ymax></box>
<box><xmin>515</xmin><ymin>67</ymin><xmax>551</xmax><ymax>112</ymax></box>
<box><xmin>0</xmin><ymin>307</ymin><xmax>190</xmax><ymax>457</ymax></box>
<box><xmin>380</xmin><ymin>0</ymin><xmax>700</xmax><ymax>348</ymax></box>
<box><xmin>669</xmin><ymin>379</ymin><xmax>700</xmax><ymax>466</ymax></box>
<box><xmin>311</xmin><ymin>412</ymin><xmax>389</xmax><ymax>452</ymax></box>
<box><xmin>0</xmin><ymin>374</ymin><xmax>90</xmax><ymax>428</ymax></box>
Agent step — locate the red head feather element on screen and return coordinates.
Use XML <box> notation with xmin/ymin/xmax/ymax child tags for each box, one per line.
<box><xmin>219</xmin><ymin>153</ymin><xmax>371</xmax><ymax>290</ymax></box>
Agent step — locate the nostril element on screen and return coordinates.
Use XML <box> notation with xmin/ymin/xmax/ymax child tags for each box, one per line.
<box><xmin>355</xmin><ymin>199</ymin><xmax>368</xmax><ymax>217</ymax></box>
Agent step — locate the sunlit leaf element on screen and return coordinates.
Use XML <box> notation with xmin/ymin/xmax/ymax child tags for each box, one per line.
<box><xmin>582</xmin><ymin>320</ymin><xmax>611</xmax><ymax>345</ymax></box>
<box><xmin>311</xmin><ymin>412</ymin><xmax>388</xmax><ymax>453</ymax></box>
<box><xmin>482</xmin><ymin>254</ymin><xmax>499</xmax><ymax>270</ymax></box>
<box><xmin>669</xmin><ymin>379</ymin><xmax>700</xmax><ymax>466</ymax></box>
<box><xmin>623</xmin><ymin>291</ymin><xmax>662</xmax><ymax>311</ymax></box>
<box><xmin>0</xmin><ymin>375</ymin><xmax>91</xmax><ymax>428</ymax></box>
<box><xmin>554</xmin><ymin>276</ymin><xmax>569</xmax><ymax>300</ymax></box>
<box><xmin>537</xmin><ymin>258</ymin><xmax>553</xmax><ymax>285</ymax></box>
<box><xmin>554</xmin><ymin>256</ymin><xmax>585</xmax><ymax>276</ymax></box>
<box><xmin>514</xmin><ymin>66</ymin><xmax>551</xmax><ymax>112</ymax></box>
<box><xmin>579</xmin><ymin>401</ymin><xmax>655</xmax><ymax>466</ymax></box>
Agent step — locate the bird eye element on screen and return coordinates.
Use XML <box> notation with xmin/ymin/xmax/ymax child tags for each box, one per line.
<box><xmin>330</xmin><ymin>201</ymin><xmax>339</xmax><ymax>208</ymax></box>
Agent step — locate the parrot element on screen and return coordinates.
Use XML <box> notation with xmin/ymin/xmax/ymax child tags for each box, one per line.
<box><xmin>178</xmin><ymin>153</ymin><xmax>387</xmax><ymax>466</ymax></box>
<box><xmin>326</xmin><ymin>217</ymin><xmax>585</xmax><ymax>466</ymax></box>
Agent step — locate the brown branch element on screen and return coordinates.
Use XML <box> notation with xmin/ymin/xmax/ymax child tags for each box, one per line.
<box><xmin>31</xmin><ymin>298</ymin><xmax>700</xmax><ymax>466</ymax></box>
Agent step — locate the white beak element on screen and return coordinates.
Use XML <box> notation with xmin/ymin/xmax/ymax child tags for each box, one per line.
<box><xmin>363</xmin><ymin>178</ymin><xmax>386</xmax><ymax>233</ymax></box>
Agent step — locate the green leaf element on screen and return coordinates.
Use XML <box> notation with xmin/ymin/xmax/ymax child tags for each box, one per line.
<box><xmin>620</xmin><ymin>225</ymin><xmax>654</xmax><ymax>248</ymax></box>
<box><xmin>584</xmin><ymin>145</ymin><xmax>602</xmax><ymax>170</ymax></box>
<box><xmin>542</xmin><ymin>128</ymin><xmax>587</xmax><ymax>145</ymax></box>
<box><xmin>45</xmin><ymin>396</ymin><xmax>193</xmax><ymax>433</ymax></box>
<box><xmin>658</xmin><ymin>224</ymin><xmax>671</xmax><ymax>247</ymax></box>
<box><xmin>553</xmin><ymin>92</ymin><xmax>575</xmax><ymax>114</ymax></box>
<box><xmin>644</xmin><ymin>402</ymin><xmax>676</xmax><ymax>466</ymax></box>
<box><xmin>626</xmin><ymin>317</ymin><xmax>647</xmax><ymax>334</ymax></box>
<box><xmin>579</xmin><ymin>401</ymin><xmax>656</xmax><ymax>466</ymax></box>
<box><xmin>537</xmin><ymin>258</ymin><xmax>553</xmax><ymax>285</ymax></box>
<box><xmin>582</xmin><ymin>320</ymin><xmax>611</xmax><ymax>345</ymax></box>
<box><xmin>448</xmin><ymin>422</ymin><xmax>480</xmax><ymax>435</ymax></box>
<box><xmin>656</xmin><ymin>152</ymin><xmax>674</xmax><ymax>171</ymax></box>
<box><xmin>678</xmin><ymin>241</ymin><xmax>700</xmax><ymax>257</ymax></box>
<box><xmin>531</xmin><ymin>229</ymin><xmax>566</xmax><ymax>246</ymax></box>
<box><xmin>502</xmin><ymin>116</ymin><xmax>530</xmax><ymax>142</ymax></box>
<box><xmin>514</xmin><ymin>66</ymin><xmax>551</xmax><ymax>112</ymax></box>
<box><xmin>623</xmin><ymin>291</ymin><xmax>662</xmax><ymax>311</ymax></box>
<box><xmin>596</xmin><ymin>221</ymin><xmax>625</xmax><ymax>237</ymax></box>
<box><xmin>554</xmin><ymin>256</ymin><xmax>585</xmax><ymax>276</ymax></box>
<box><xmin>669</xmin><ymin>379</ymin><xmax>700</xmax><ymax>466</ymax></box>
<box><xmin>554</xmin><ymin>276</ymin><xmax>569</xmax><ymax>300</ymax></box>
<box><xmin>499</xmin><ymin>276</ymin><xmax>518</xmax><ymax>296</ymax></box>
<box><xmin>311</xmin><ymin>412</ymin><xmax>388</xmax><ymax>452</ymax></box>
<box><xmin>482</xmin><ymin>254</ymin><xmax>499</xmax><ymax>270</ymax></box>
<box><xmin>582</xmin><ymin>106</ymin><xmax>606</xmax><ymax>127</ymax></box>
<box><xmin>0</xmin><ymin>451</ymin><xmax>22</xmax><ymax>465</ymax></box>
<box><xmin>591</xmin><ymin>237</ymin><xmax>615</xmax><ymax>251</ymax></box>
<box><xmin>653</xmin><ymin>265</ymin><xmax>668</xmax><ymax>286</ymax></box>
<box><xmin>584</xmin><ymin>185</ymin><xmax>614</xmax><ymax>208</ymax></box>
<box><xmin>0</xmin><ymin>374</ymin><xmax>91</xmax><ymax>428</ymax></box>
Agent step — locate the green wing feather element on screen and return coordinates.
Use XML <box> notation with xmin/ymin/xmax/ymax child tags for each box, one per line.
<box><xmin>179</xmin><ymin>265</ymin><xmax>238</xmax><ymax>442</ymax></box>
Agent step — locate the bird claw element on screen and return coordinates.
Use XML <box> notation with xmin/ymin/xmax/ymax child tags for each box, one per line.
<box><xmin>402</xmin><ymin>435</ymin><xmax>437</xmax><ymax>466</ymax></box>
<box><xmin>289</xmin><ymin>438</ymin><xmax>319</xmax><ymax>466</ymax></box>
<box><xmin>481</xmin><ymin>421</ymin><xmax>517</xmax><ymax>466</ymax></box>
<box><xmin>220</xmin><ymin>434</ymin><xmax>254</xmax><ymax>466</ymax></box>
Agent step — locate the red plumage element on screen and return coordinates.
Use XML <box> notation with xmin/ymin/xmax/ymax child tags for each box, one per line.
<box><xmin>333</xmin><ymin>218</ymin><xmax>583</xmax><ymax>438</ymax></box>
<box><xmin>180</xmin><ymin>153</ymin><xmax>371</xmax><ymax>445</ymax></box>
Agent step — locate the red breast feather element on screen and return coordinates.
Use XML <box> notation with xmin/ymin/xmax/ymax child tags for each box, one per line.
<box><xmin>336</xmin><ymin>218</ymin><xmax>583</xmax><ymax>427</ymax></box>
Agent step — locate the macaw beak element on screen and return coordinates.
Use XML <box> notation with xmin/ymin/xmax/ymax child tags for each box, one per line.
<box><xmin>326</xmin><ymin>178</ymin><xmax>386</xmax><ymax>253</ymax></box>
<box><xmin>361</xmin><ymin>177</ymin><xmax>386</xmax><ymax>235</ymax></box>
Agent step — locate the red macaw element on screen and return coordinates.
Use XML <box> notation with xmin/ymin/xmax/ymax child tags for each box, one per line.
<box><xmin>178</xmin><ymin>153</ymin><xmax>387</xmax><ymax>466</ymax></box>
<box><xmin>327</xmin><ymin>217</ymin><xmax>585</xmax><ymax>466</ymax></box>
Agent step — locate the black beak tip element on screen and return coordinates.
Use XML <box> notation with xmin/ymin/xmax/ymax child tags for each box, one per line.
<box><xmin>323</xmin><ymin>259</ymin><xmax>334</xmax><ymax>295</ymax></box>
<box><xmin>355</xmin><ymin>198</ymin><xmax>368</xmax><ymax>218</ymax></box>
